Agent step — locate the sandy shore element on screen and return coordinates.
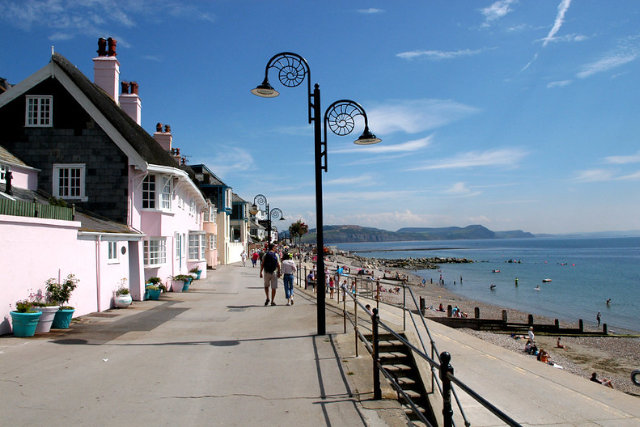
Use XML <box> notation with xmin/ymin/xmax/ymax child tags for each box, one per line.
<box><xmin>324</xmin><ymin>252</ymin><xmax>640</xmax><ymax>396</ymax></box>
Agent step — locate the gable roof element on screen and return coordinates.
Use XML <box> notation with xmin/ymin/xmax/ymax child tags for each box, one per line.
<box><xmin>51</xmin><ymin>53</ymin><xmax>179</xmax><ymax>169</ymax></box>
<box><xmin>190</xmin><ymin>164</ymin><xmax>230</xmax><ymax>187</ymax></box>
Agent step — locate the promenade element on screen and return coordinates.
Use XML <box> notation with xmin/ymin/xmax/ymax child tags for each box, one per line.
<box><xmin>1</xmin><ymin>262</ymin><xmax>639</xmax><ymax>426</ymax></box>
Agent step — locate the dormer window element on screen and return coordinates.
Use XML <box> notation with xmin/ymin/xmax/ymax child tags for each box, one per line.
<box><xmin>143</xmin><ymin>174</ymin><xmax>172</xmax><ymax>210</ymax></box>
<box><xmin>25</xmin><ymin>95</ymin><xmax>53</xmax><ymax>127</ymax></box>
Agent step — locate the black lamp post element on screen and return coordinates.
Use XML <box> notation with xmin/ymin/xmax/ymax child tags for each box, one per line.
<box><xmin>252</xmin><ymin>52</ymin><xmax>381</xmax><ymax>335</ymax></box>
<box><xmin>250</xmin><ymin>194</ymin><xmax>284</xmax><ymax>243</ymax></box>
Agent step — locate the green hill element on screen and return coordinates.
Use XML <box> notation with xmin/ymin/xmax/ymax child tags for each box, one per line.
<box><xmin>300</xmin><ymin>224</ymin><xmax>534</xmax><ymax>243</ymax></box>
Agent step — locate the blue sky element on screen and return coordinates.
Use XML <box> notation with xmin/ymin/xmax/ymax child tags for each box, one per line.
<box><xmin>1</xmin><ymin>0</ymin><xmax>639</xmax><ymax>234</ymax></box>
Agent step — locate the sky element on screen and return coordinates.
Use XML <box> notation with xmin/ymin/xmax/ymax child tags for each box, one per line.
<box><xmin>1</xmin><ymin>0</ymin><xmax>639</xmax><ymax>235</ymax></box>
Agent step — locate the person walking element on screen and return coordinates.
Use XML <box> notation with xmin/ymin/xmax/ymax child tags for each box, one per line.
<box><xmin>281</xmin><ymin>253</ymin><xmax>297</xmax><ymax>306</ymax></box>
<box><xmin>260</xmin><ymin>243</ymin><xmax>280</xmax><ymax>306</ymax></box>
<box><xmin>251</xmin><ymin>250</ymin><xmax>259</xmax><ymax>267</ymax></box>
<box><xmin>241</xmin><ymin>250</ymin><xmax>247</xmax><ymax>267</ymax></box>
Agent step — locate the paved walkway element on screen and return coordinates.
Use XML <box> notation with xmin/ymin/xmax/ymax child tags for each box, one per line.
<box><xmin>2</xmin><ymin>263</ymin><xmax>639</xmax><ymax>426</ymax></box>
<box><xmin>0</xmin><ymin>264</ymin><xmax>397</xmax><ymax>426</ymax></box>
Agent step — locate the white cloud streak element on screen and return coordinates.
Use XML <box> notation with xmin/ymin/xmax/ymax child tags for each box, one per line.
<box><xmin>367</xmin><ymin>99</ymin><xmax>480</xmax><ymax>135</ymax></box>
<box><xmin>325</xmin><ymin>174</ymin><xmax>375</xmax><ymax>186</ymax></box>
<box><xmin>480</xmin><ymin>0</ymin><xmax>516</xmax><ymax>27</ymax></box>
<box><xmin>194</xmin><ymin>146</ymin><xmax>255</xmax><ymax>179</ymax></box>
<box><xmin>573</xmin><ymin>169</ymin><xmax>614</xmax><ymax>182</ymax></box>
<box><xmin>397</xmin><ymin>48</ymin><xmax>483</xmax><ymax>61</ymax></box>
<box><xmin>542</xmin><ymin>0</ymin><xmax>572</xmax><ymax>47</ymax></box>
<box><xmin>547</xmin><ymin>80</ymin><xmax>572</xmax><ymax>88</ymax></box>
<box><xmin>577</xmin><ymin>52</ymin><xmax>638</xmax><ymax>78</ymax></box>
<box><xmin>605</xmin><ymin>150</ymin><xmax>640</xmax><ymax>164</ymax></box>
<box><xmin>411</xmin><ymin>148</ymin><xmax>529</xmax><ymax>171</ymax></box>
<box><xmin>332</xmin><ymin>136</ymin><xmax>432</xmax><ymax>155</ymax></box>
<box><xmin>358</xmin><ymin>8</ymin><xmax>384</xmax><ymax>14</ymax></box>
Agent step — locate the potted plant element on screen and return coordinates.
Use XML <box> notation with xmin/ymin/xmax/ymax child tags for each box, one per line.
<box><xmin>46</xmin><ymin>274</ymin><xmax>79</xmax><ymax>329</ymax></box>
<box><xmin>114</xmin><ymin>278</ymin><xmax>132</xmax><ymax>308</ymax></box>
<box><xmin>171</xmin><ymin>274</ymin><xmax>191</xmax><ymax>292</ymax></box>
<box><xmin>145</xmin><ymin>277</ymin><xmax>162</xmax><ymax>300</ymax></box>
<box><xmin>190</xmin><ymin>267</ymin><xmax>202</xmax><ymax>280</ymax></box>
<box><xmin>29</xmin><ymin>289</ymin><xmax>60</xmax><ymax>333</ymax></box>
<box><xmin>10</xmin><ymin>300</ymin><xmax>42</xmax><ymax>337</ymax></box>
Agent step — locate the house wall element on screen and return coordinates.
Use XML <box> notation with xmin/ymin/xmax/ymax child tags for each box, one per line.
<box><xmin>6</xmin><ymin>165</ymin><xmax>38</xmax><ymax>190</ymax></box>
<box><xmin>203</xmin><ymin>220</ymin><xmax>218</xmax><ymax>269</ymax></box>
<box><xmin>0</xmin><ymin>216</ymin><xmax>85</xmax><ymax>335</ymax></box>
<box><xmin>0</xmin><ymin>78</ymin><xmax>129</xmax><ymax>223</ymax></box>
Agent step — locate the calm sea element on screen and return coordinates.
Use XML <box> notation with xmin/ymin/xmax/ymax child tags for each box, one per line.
<box><xmin>336</xmin><ymin>237</ymin><xmax>640</xmax><ymax>333</ymax></box>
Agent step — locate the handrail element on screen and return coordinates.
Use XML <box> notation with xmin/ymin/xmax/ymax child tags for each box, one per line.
<box><xmin>335</xmin><ymin>276</ymin><xmax>521</xmax><ymax>427</ymax></box>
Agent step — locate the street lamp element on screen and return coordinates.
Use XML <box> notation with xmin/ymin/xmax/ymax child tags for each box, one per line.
<box><xmin>252</xmin><ymin>52</ymin><xmax>381</xmax><ymax>335</ymax></box>
<box><xmin>250</xmin><ymin>194</ymin><xmax>284</xmax><ymax>243</ymax></box>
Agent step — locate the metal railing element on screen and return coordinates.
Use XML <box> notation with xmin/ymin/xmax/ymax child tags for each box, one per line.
<box><xmin>0</xmin><ymin>198</ymin><xmax>74</xmax><ymax>221</ymax></box>
<box><xmin>294</xmin><ymin>262</ymin><xmax>520</xmax><ymax>426</ymax></box>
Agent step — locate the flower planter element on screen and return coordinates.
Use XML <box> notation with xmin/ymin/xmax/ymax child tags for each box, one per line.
<box><xmin>194</xmin><ymin>270</ymin><xmax>202</xmax><ymax>280</ymax></box>
<box><xmin>147</xmin><ymin>289</ymin><xmax>161</xmax><ymax>300</ymax></box>
<box><xmin>114</xmin><ymin>293</ymin><xmax>132</xmax><ymax>308</ymax></box>
<box><xmin>35</xmin><ymin>306</ymin><xmax>60</xmax><ymax>333</ymax></box>
<box><xmin>51</xmin><ymin>308</ymin><xmax>75</xmax><ymax>329</ymax></box>
<box><xmin>182</xmin><ymin>278</ymin><xmax>192</xmax><ymax>291</ymax></box>
<box><xmin>10</xmin><ymin>311</ymin><xmax>42</xmax><ymax>337</ymax></box>
<box><xmin>172</xmin><ymin>280</ymin><xmax>184</xmax><ymax>293</ymax></box>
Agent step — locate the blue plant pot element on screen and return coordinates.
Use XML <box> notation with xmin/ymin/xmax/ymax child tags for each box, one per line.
<box><xmin>194</xmin><ymin>270</ymin><xmax>202</xmax><ymax>280</ymax></box>
<box><xmin>10</xmin><ymin>311</ymin><xmax>42</xmax><ymax>337</ymax></box>
<box><xmin>147</xmin><ymin>289</ymin><xmax>161</xmax><ymax>300</ymax></box>
<box><xmin>51</xmin><ymin>309</ymin><xmax>75</xmax><ymax>329</ymax></box>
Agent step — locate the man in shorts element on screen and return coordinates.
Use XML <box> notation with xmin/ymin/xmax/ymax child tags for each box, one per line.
<box><xmin>260</xmin><ymin>243</ymin><xmax>281</xmax><ymax>306</ymax></box>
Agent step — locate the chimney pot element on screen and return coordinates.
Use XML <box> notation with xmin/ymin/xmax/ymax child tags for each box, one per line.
<box><xmin>130</xmin><ymin>81</ymin><xmax>139</xmax><ymax>94</ymax></box>
<box><xmin>121</xmin><ymin>81</ymin><xmax>129</xmax><ymax>94</ymax></box>
<box><xmin>164</xmin><ymin>124</ymin><xmax>171</xmax><ymax>133</ymax></box>
<box><xmin>156</xmin><ymin>123</ymin><xmax>163</xmax><ymax>132</ymax></box>
<box><xmin>107</xmin><ymin>37</ymin><xmax>117</xmax><ymax>56</ymax></box>
<box><xmin>97</xmin><ymin>38</ymin><xmax>107</xmax><ymax>56</ymax></box>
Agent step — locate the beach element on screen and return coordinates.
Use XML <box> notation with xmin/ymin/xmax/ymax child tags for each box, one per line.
<box><xmin>324</xmin><ymin>251</ymin><xmax>640</xmax><ymax>396</ymax></box>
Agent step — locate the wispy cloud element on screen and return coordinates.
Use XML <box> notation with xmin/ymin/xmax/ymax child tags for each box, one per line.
<box><xmin>540</xmin><ymin>33</ymin><xmax>588</xmax><ymax>44</ymax></box>
<box><xmin>618</xmin><ymin>171</ymin><xmax>640</xmax><ymax>181</ymax></box>
<box><xmin>368</xmin><ymin>99</ymin><xmax>480</xmax><ymax>135</ymax></box>
<box><xmin>397</xmin><ymin>48</ymin><xmax>483</xmax><ymax>61</ymax></box>
<box><xmin>573</xmin><ymin>169</ymin><xmax>614</xmax><ymax>182</ymax></box>
<box><xmin>333</xmin><ymin>136</ymin><xmax>432</xmax><ymax>154</ymax></box>
<box><xmin>542</xmin><ymin>0</ymin><xmax>572</xmax><ymax>47</ymax></box>
<box><xmin>547</xmin><ymin>80</ymin><xmax>572</xmax><ymax>88</ymax></box>
<box><xmin>411</xmin><ymin>148</ymin><xmax>529</xmax><ymax>171</ymax></box>
<box><xmin>605</xmin><ymin>150</ymin><xmax>640</xmax><ymax>164</ymax></box>
<box><xmin>195</xmin><ymin>146</ymin><xmax>254</xmax><ymax>178</ymax></box>
<box><xmin>325</xmin><ymin>174</ymin><xmax>375</xmax><ymax>186</ymax></box>
<box><xmin>0</xmin><ymin>0</ymin><xmax>215</xmax><ymax>40</ymax></box>
<box><xmin>358</xmin><ymin>8</ymin><xmax>384</xmax><ymax>14</ymax></box>
<box><xmin>443</xmin><ymin>182</ymin><xmax>482</xmax><ymax>197</ymax></box>
<box><xmin>480</xmin><ymin>0</ymin><xmax>516</xmax><ymax>27</ymax></box>
<box><xmin>577</xmin><ymin>45</ymin><xmax>639</xmax><ymax>79</ymax></box>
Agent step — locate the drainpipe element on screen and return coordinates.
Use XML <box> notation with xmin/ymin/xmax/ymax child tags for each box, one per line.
<box><xmin>96</xmin><ymin>235</ymin><xmax>102</xmax><ymax>312</ymax></box>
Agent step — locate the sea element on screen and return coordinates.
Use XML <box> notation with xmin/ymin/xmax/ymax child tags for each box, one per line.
<box><xmin>336</xmin><ymin>237</ymin><xmax>640</xmax><ymax>333</ymax></box>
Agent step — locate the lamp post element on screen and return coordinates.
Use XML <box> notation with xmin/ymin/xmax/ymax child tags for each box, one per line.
<box><xmin>250</xmin><ymin>194</ymin><xmax>284</xmax><ymax>243</ymax></box>
<box><xmin>252</xmin><ymin>52</ymin><xmax>381</xmax><ymax>335</ymax></box>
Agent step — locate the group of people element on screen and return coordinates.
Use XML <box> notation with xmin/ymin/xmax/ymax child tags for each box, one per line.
<box><xmin>257</xmin><ymin>243</ymin><xmax>297</xmax><ymax>306</ymax></box>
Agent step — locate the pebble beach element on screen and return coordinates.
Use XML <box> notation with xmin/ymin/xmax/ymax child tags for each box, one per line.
<box><xmin>325</xmin><ymin>251</ymin><xmax>640</xmax><ymax>396</ymax></box>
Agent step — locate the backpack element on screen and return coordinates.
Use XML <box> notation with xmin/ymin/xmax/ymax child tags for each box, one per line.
<box><xmin>263</xmin><ymin>252</ymin><xmax>278</xmax><ymax>273</ymax></box>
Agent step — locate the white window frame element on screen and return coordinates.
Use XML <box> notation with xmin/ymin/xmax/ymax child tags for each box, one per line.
<box><xmin>0</xmin><ymin>164</ymin><xmax>6</xmax><ymax>184</ymax></box>
<box><xmin>208</xmin><ymin>233</ymin><xmax>216</xmax><ymax>250</ymax></box>
<box><xmin>53</xmin><ymin>163</ymin><xmax>87</xmax><ymax>201</ymax></box>
<box><xmin>175</xmin><ymin>233</ymin><xmax>182</xmax><ymax>261</ymax></box>
<box><xmin>188</xmin><ymin>232</ymin><xmax>205</xmax><ymax>261</ymax></box>
<box><xmin>160</xmin><ymin>176</ymin><xmax>172</xmax><ymax>210</ymax></box>
<box><xmin>144</xmin><ymin>238</ymin><xmax>167</xmax><ymax>267</ymax></box>
<box><xmin>25</xmin><ymin>95</ymin><xmax>53</xmax><ymax>127</ymax></box>
<box><xmin>107</xmin><ymin>241</ymin><xmax>119</xmax><ymax>264</ymax></box>
<box><xmin>142</xmin><ymin>175</ymin><xmax>156</xmax><ymax>209</ymax></box>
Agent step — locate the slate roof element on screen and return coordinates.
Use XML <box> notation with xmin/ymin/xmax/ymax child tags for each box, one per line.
<box><xmin>0</xmin><ymin>145</ymin><xmax>28</xmax><ymax>167</ymax></box>
<box><xmin>232</xmin><ymin>193</ymin><xmax>247</xmax><ymax>203</ymax></box>
<box><xmin>190</xmin><ymin>164</ymin><xmax>229</xmax><ymax>187</ymax></box>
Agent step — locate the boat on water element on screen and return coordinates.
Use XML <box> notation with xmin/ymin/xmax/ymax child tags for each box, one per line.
<box><xmin>542</xmin><ymin>278</ymin><xmax>552</xmax><ymax>283</ymax></box>
<box><xmin>492</xmin><ymin>269</ymin><xmax>501</xmax><ymax>273</ymax></box>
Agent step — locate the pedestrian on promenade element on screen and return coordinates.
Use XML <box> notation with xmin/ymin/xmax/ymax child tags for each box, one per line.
<box><xmin>241</xmin><ymin>250</ymin><xmax>247</xmax><ymax>267</ymax></box>
<box><xmin>251</xmin><ymin>250</ymin><xmax>259</xmax><ymax>267</ymax></box>
<box><xmin>282</xmin><ymin>253</ymin><xmax>297</xmax><ymax>306</ymax></box>
<box><xmin>306</xmin><ymin>270</ymin><xmax>315</xmax><ymax>292</ymax></box>
<box><xmin>260</xmin><ymin>243</ymin><xmax>280</xmax><ymax>306</ymax></box>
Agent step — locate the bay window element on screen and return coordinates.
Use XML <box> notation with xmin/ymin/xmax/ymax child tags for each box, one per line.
<box><xmin>144</xmin><ymin>238</ymin><xmax>166</xmax><ymax>266</ymax></box>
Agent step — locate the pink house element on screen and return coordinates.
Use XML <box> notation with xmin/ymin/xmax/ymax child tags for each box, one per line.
<box><xmin>0</xmin><ymin>39</ymin><xmax>208</xmax><ymax>334</ymax></box>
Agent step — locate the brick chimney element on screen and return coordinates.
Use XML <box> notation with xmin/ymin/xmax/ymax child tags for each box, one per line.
<box><xmin>93</xmin><ymin>37</ymin><xmax>120</xmax><ymax>101</ymax></box>
<box><xmin>153</xmin><ymin>123</ymin><xmax>173</xmax><ymax>151</ymax></box>
<box><xmin>119</xmin><ymin>80</ymin><xmax>142</xmax><ymax>125</ymax></box>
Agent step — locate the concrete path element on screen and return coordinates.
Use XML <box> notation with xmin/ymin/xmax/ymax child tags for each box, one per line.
<box><xmin>0</xmin><ymin>264</ymin><xmax>397</xmax><ymax>426</ymax></box>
